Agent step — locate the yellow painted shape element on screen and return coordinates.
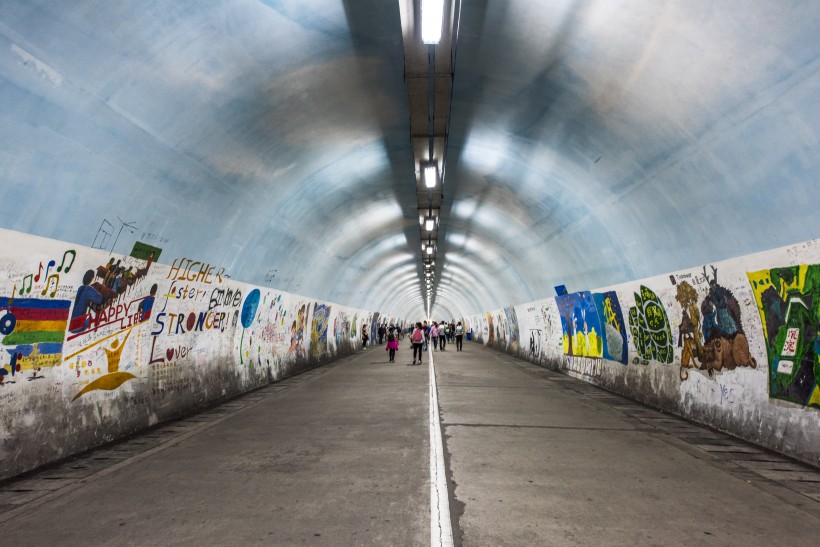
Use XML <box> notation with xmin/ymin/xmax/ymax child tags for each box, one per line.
<box><xmin>71</xmin><ymin>371</ymin><xmax>137</xmax><ymax>401</ymax></box>
<box><xmin>13</xmin><ymin>320</ymin><xmax>67</xmax><ymax>332</ymax></box>
<box><xmin>18</xmin><ymin>353</ymin><xmax>61</xmax><ymax>370</ymax></box>
<box><xmin>808</xmin><ymin>385</ymin><xmax>820</xmax><ymax>408</ymax></box>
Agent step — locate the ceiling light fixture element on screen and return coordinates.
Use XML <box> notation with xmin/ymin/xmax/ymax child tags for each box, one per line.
<box><xmin>421</xmin><ymin>0</ymin><xmax>444</xmax><ymax>45</ymax></box>
<box><xmin>425</xmin><ymin>216</ymin><xmax>436</xmax><ymax>231</ymax></box>
<box><xmin>424</xmin><ymin>163</ymin><xmax>438</xmax><ymax>188</ymax></box>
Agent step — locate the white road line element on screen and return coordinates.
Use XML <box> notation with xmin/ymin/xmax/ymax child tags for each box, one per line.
<box><xmin>429</xmin><ymin>347</ymin><xmax>454</xmax><ymax>547</ymax></box>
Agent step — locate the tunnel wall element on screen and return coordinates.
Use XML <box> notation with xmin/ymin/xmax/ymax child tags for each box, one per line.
<box><xmin>465</xmin><ymin>238</ymin><xmax>820</xmax><ymax>467</ymax></box>
<box><xmin>0</xmin><ymin>228</ymin><xmax>381</xmax><ymax>481</ymax></box>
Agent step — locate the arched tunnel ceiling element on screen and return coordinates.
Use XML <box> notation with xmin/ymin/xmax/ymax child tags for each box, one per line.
<box><xmin>1</xmin><ymin>1</ymin><xmax>819</xmax><ymax>321</ymax></box>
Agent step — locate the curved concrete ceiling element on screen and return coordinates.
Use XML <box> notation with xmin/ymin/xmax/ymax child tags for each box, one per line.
<box><xmin>2</xmin><ymin>1</ymin><xmax>820</xmax><ymax>321</ymax></box>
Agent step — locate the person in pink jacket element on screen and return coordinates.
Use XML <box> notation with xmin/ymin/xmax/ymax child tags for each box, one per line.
<box><xmin>386</xmin><ymin>327</ymin><xmax>399</xmax><ymax>363</ymax></box>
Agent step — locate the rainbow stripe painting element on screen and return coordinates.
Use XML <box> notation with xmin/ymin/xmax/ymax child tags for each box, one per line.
<box><xmin>1</xmin><ymin>297</ymin><xmax>71</xmax><ymax>373</ymax></box>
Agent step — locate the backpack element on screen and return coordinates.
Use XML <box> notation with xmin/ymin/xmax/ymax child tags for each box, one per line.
<box><xmin>412</xmin><ymin>329</ymin><xmax>423</xmax><ymax>343</ymax></box>
<box><xmin>387</xmin><ymin>332</ymin><xmax>395</xmax><ymax>342</ymax></box>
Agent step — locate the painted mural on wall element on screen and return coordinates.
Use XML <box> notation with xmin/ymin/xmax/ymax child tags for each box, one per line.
<box><xmin>748</xmin><ymin>264</ymin><xmax>820</xmax><ymax>409</ymax></box>
<box><xmin>628</xmin><ymin>285</ymin><xmax>673</xmax><ymax>365</ymax></box>
<box><xmin>238</xmin><ymin>288</ymin><xmax>261</xmax><ymax>365</ymax></box>
<box><xmin>674</xmin><ymin>267</ymin><xmax>756</xmax><ymax>380</ymax></box>
<box><xmin>492</xmin><ymin>311</ymin><xmax>506</xmax><ymax>346</ymax></box>
<box><xmin>556</xmin><ymin>291</ymin><xmax>602</xmax><ymax>358</ymax></box>
<box><xmin>289</xmin><ymin>302</ymin><xmax>310</xmax><ymax>360</ymax></box>
<box><xmin>502</xmin><ymin>306</ymin><xmax>520</xmax><ymax>352</ymax></box>
<box><xmin>334</xmin><ymin>311</ymin><xmax>352</xmax><ymax>351</ymax></box>
<box><xmin>525</xmin><ymin>305</ymin><xmax>544</xmax><ymax>361</ymax></box>
<box><xmin>485</xmin><ymin>312</ymin><xmax>494</xmax><ymax>345</ymax></box>
<box><xmin>462</xmin><ymin>238</ymin><xmax>820</xmax><ymax>465</ymax></box>
<box><xmin>0</xmin><ymin>297</ymin><xmax>71</xmax><ymax>384</ymax></box>
<box><xmin>0</xmin><ymin>228</ymin><xmax>380</xmax><ymax>481</ymax></box>
<box><xmin>0</xmin><ymin>247</ymin><xmax>79</xmax><ymax>385</ymax></box>
<box><xmin>593</xmin><ymin>291</ymin><xmax>628</xmax><ymax>365</ymax></box>
<box><xmin>555</xmin><ymin>291</ymin><xmax>604</xmax><ymax>378</ymax></box>
<box><xmin>310</xmin><ymin>303</ymin><xmax>331</xmax><ymax>359</ymax></box>
<box><xmin>370</xmin><ymin>312</ymin><xmax>380</xmax><ymax>345</ymax></box>
<box><xmin>675</xmin><ymin>280</ymin><xmax>703</xmax><ymax>379</ymax></box>
<box><xmin>699</xmin><ymin>267</ymin><xmax>756</xmax><ymax>374</ymax></box>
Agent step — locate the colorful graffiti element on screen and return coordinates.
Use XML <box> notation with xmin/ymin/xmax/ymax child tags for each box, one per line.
<box><xmin>72</xmin><ymin>330</ymin><xmax>136</xmax><ymax>401</ymax></box>
<box><xmin>556</xmin><ymin>291</ymin><xmax>602</xmax><ymax>358</ymax></box>
<box><xmin>68</xmin><ymin>252</ymin><xmax>155</xmax><ymax>337</ymax></box>
<box><xmin>239</xmin><ymin>288</ymin><xmax>261</xmax><ymax>364</ymax></box>
<box><xmin>628</xmin><ymin>285</ymin><xmax>673</xmax><ymax>365</ymax></box>
<box><xmin>503</xmin><ymin>306</ymin><xmax>520</xmax><ymax>352</ymax></box>
<box><xmin>14</xmin><ymin>249</ymin><xmax>76</xmax><ymax>301</ymax></box>
<box><xmin>748</xmin><ymin>264</ymin><xmax>820</xmax><ymax>408</ymax></box>
<box><xmin>288</xmin><ymin>303</ymin><xmax>309</xmax><ymax>359</ymax></box>
<box><xmin>699</xmin><ymin>267</ymin><xmax>756</xmax><ymax>375</ymax></box>
<box><xmin>0</xmin><ymin>297</ymin><xmax>71</xmax><ymax>383</ymax></box>
<box><xmin>676</xmin><ymin>268</ymin><xmax>756</xmax><ymax>380</ymax></box>
<box><xmin>485</xmin><ymin>312</ymin><xmax>494</xmax><ymax>345</ymax></box>
<box><xmin>675</xmin><ymin>281</ymin><xmax>704</xmax><ymax>379</ymax></box>
<box><xmin>593</xmin><ymin>291</ymin><xmax>628</xmax><ymax>364</ymax></box>
<box><xmin>310</xmin><ymin>303</ymin><xmax>331</xmax><ymax>359</ymax></box>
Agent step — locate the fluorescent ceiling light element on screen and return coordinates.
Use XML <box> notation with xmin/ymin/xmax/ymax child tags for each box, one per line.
<box><xmin>425</xmin><ymin>216</ymin><xmax>435</xmax><ymax>231</ymax></box>
<box><xmin>426</xmin><ymin>246</ymin><xmax>434</xmax><ymax>255</ymax></box>
<box><xmin>421</xmin><ymin>0</ymin><xmax>444</xmax><ymax>45</ymax></box>
<box><xmin>424</xmin><ymin>164</ymin><xmax>437</xmax><ymax>188</ymax></box>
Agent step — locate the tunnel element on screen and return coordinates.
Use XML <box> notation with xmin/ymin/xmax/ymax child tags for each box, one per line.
<box><xmin>1</xmin><ymin>1</ymin><xmax>820</xmax><ymax>545</ymax></box>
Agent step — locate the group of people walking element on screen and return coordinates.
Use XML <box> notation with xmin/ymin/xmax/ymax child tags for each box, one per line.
<box><xmin>370</xmin><ymin>320</ymin><xmax>466</xmax><ymax>364</ymax></box>
<box><xmin>405</xmin><ymin>320</ymin><xmax>466</xmax><ymax>364</ymax></box>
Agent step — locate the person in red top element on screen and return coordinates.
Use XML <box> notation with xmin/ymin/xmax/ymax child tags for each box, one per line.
<box><xmin>386</xmin><ymin>327</ymin><xmax>399</xmax><ymax>363</ymax></box>
<box><xmin>411</xmin><ymin>322</ymin><xmax>424</xmax><ymax>365</ymax></box>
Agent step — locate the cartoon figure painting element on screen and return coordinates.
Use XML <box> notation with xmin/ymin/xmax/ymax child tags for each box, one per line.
<box><xmin>698</xmin><ymin>267</ymin><xmax>756</xmax><ymax>375</ymax></box>
<box><xmin>676</xmin><ymin>281</ymin><xmax>704</xmax><ymax>379</ymax></box>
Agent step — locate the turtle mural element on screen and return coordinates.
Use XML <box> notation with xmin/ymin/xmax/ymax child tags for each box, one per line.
<box><xmin>629</xmin><ymin>285</ymin><xmax>673</xmax><ymax>365</ymax></box>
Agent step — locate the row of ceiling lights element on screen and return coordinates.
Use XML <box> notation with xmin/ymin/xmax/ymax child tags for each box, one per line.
<box><xmin>423</xmin><ymin>166</ymin><xmax>437</xmax><ymax>302</ymax></box>
<box><xmin>419</xmin><ymin>0</ymin><xmax>444</xmax><ymax>309</ymax></box>
<box><xmin>399</xmin><ymin>0</ymin><xmax>456</xmax><ymax>316</ymax></box>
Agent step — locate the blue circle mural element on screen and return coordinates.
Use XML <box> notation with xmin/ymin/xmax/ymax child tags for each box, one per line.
<box><xmin>241</xmin><ymin>289</ymin><xmax>261</xmax><ymax>329</ymax></box>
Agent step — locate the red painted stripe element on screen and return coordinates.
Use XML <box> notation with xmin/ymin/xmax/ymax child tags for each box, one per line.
<box><xmin>8</xmin><ymin>307</ymin><xmax>71</xmax><ymax>321</ymax></box>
